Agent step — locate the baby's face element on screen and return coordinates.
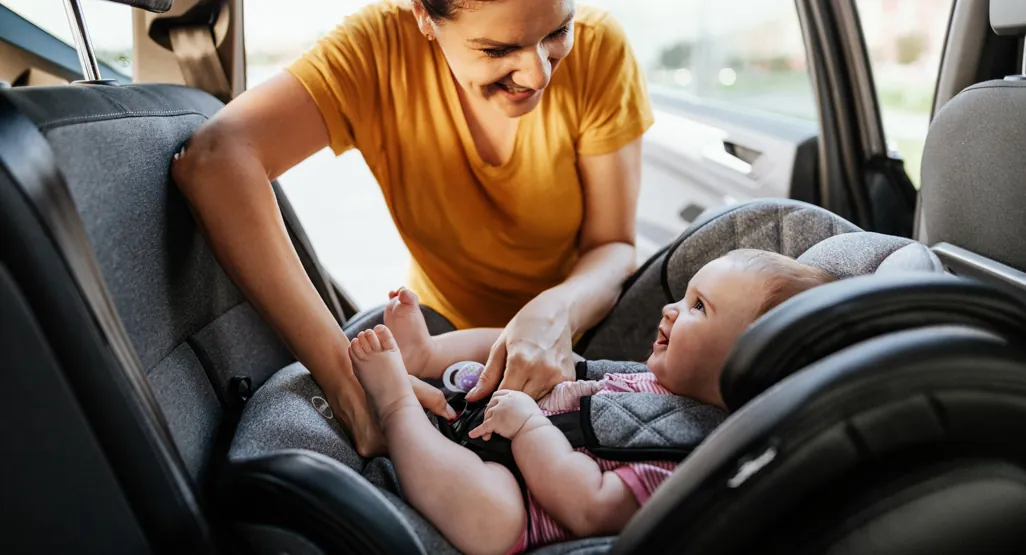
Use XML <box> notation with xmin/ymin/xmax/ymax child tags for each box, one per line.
<box><xmin>646</xmin><ymin>257</ymin><xmax>767</xmax><ymax>408</ymax></box>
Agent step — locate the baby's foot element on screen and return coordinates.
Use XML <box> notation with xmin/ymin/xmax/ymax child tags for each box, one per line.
<box><xmin>383</xmin><ymin>287</ymin><xmax>435</xmax><ymax>378</ymax></box>
<box><xmin>350</xmin><ymin>325</ymin><xmax>420</xmax><ymax>427</ymax></box>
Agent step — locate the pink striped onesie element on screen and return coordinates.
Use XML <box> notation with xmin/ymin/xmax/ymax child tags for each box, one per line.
<box><xmin>506</xmin><ymin>372</ymin><xmax>678</xmax><ymax>554</ymax></box>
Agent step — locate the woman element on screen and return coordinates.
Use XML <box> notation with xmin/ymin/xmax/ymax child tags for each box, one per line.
<box><xmin>172</xmin><ymin>0</ymin><xmax>653</xmax><ymax>458</ymax></box>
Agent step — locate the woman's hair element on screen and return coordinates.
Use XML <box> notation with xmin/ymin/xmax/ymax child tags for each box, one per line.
<box><xmin>419</xmin><ymin>0</ymin><xmax>486</xmax><ymax>21</ymax></box>
<box><xmin>722</xmin><ymin>249</ymin><xmax>839</xmax><ymax>316</ymax></box>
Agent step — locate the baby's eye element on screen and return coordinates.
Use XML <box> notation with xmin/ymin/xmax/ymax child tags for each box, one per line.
<box><xmin>693</xmin><ymin>298</ymin><xmax>705</xmax><ymax>313</ymax></box>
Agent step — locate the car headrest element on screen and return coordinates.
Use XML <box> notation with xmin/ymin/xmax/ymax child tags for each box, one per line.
<box><xmin>992</xmin><ymin>0</ymin><xmax>1026</xmax><ymax>35</ymax></box>
<box><xmin>101</xmin><ymin>0</ymin><xmax>171</xmax><ymax>13</ymax></box>
<box><xmin>720</xmin><ymin>273</ymin><xmax>1026</xmax><ymax>412</ymax></box>
<box><xmin>920</xmin><ymin>79</ymin><xmax>1026</xmax><ymax>273</ymax></box>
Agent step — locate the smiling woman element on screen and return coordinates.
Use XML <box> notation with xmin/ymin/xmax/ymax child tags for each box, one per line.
<box><xmin>173</xmin><ymin>0</ymin><xmax>653</xmax><ymax>457</ymax></box>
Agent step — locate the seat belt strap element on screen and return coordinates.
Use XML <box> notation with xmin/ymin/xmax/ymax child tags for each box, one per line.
<box><xmin>168</xmin><ymin>22</ymin><xmax>232</xmax><ymax>103</ymax></box>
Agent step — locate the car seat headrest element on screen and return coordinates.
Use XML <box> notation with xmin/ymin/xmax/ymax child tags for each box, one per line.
<box><xmin>796</xmin><ymin>231</ymin><xmax>943</xmax><ymax>278</ymax></box>
<box><xmin>101</xmin><ymin>0</ymin><xmax>171</xmax><ymax>12</ymax></box>
<box><xmin>920</xmin><ymin>79</ymin><xmax>1026</xmax><ymax>272</ymax></box>
<box><xmin>719</xmin><ymin>273</ymin><xmax>1026</xmax><ymax>412</ymax></box>
<box><xmin>992</xmin><ymin>0</ymin><xmax>1026</xmax><ymax>35</ymax></box>
<box><xmin>664</xmin><ymin>199</ymin><xmax>862</xmax><ymax>300</ymax></box>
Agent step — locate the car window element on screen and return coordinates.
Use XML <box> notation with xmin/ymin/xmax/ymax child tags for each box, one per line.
<box><xmin>2</xmin><ymin>0</ymin><xmax>133</xmax><ymax>78</ymax></box>
<box><xmin>588</xmin><ymin>0</ymin><xmax>818</xmax><ymax>123</ymax></box>
<box><xmin>244</xmin><ymin>0</ymin><xmax>409</xmax><ymax>309</ymax></box>
<box><xmin>855</xmin><ymin>0</ymin><xmax>954</xmax><ymax>188</ymax></box>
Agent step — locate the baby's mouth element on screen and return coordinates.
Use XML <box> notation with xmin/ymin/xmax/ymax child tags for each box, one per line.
<box><xmin>656</xmin><ymin>327</ymin><xmax>669</xmax><ymax>346</ymax></box>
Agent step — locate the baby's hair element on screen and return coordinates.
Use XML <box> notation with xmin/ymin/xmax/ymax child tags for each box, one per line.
<box><xmin>722</xmin><ymin>249</ymin><xmax>838</xmax><ymax>316</ymax></box>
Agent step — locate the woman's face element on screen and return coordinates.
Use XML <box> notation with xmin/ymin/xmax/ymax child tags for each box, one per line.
<box><xmin>415</xmin><ymin>0</ymin><xmax>576</xmax><ymax>118</ymax></box>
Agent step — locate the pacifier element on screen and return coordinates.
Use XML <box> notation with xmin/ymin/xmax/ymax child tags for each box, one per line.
<box><xmin>441</xmin><ymin>361</ymin><xmax>485</xmax><ymax>393</ymax></box>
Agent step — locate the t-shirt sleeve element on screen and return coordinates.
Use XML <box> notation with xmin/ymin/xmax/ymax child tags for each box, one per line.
<box><xmin>574</xmin><ymin>13</ymin><xmax>655</xmax><ymax>157</ymax></box>
<box><xmin>284</xmin><ymin>5</ymin><xmax>388</xmax><ymax>156</ymax></box>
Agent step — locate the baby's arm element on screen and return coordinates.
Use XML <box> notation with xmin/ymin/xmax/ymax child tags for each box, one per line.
<box><xmin>514</xmin><ymin>417</ymin><xmax>639</xmax><ymax>537</ymax></box>
<box><xmin>470</xmin><ymin>392</ymin><xmax>639</xmax><ymax>537</ymax></box>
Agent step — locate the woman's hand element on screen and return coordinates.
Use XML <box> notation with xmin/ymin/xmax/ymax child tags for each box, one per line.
<box><xmin>465</xmin><ymin>292</ymin><xmax>577</xmax><ymax>402</ymax></box>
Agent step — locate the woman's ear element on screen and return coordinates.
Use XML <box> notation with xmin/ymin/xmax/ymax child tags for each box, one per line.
<box><xmin>410</xmin><ymin>1</ymin><xmax>437</xmax><ymax>41</ymax></box>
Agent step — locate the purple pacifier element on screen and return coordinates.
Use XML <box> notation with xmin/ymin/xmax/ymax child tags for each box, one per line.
<box><xmin>442</xmin><ymin>361</ymin><xmax>485</xmax><ymax>393</ymax></box>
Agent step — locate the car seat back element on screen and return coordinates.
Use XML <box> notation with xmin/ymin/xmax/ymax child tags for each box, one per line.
<box><xmin>919</xmin><ymin>0</ymin><xmax>1026</xmax><ymax>279</ymax></box>
<box><xmin>0</xmin><ymin>76</ymin><xmax>352</xmax><ymax>552</ymax></box>
<box><xmin>0</xmin><ymin>92</ymin><xmax>214</xmax><ymax>554</ymax></box>
<box><xmin>3</xmin><ymin>84</ymin><xmax>299</xmax><ymax>481</ymax></box>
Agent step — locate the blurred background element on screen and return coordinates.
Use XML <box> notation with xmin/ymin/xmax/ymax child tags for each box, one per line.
<box><xmin>4</xmin><ymin>0</ymin><xmax>953</xmax><ymax>310</ymax></box>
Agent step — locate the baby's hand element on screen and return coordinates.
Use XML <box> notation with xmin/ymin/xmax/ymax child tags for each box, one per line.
<box><xmin>469</xmin><ymin>390</ymin><xmax>544</xmax><ymax>441</ymax></box>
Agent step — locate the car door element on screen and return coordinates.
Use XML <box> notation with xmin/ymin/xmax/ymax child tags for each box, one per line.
<box><xmin>597</xmin><ymin>0</ymin><xmax>952</xmax><ymax>256</ymax></box>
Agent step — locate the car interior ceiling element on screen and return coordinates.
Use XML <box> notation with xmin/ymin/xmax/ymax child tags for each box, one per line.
<box><xmin>2</xmin><ymin>0</ymin><xmax>1026</xmax><ymax>554</ymax></box>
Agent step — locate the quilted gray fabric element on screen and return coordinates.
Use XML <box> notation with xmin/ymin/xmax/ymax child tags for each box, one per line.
<box><xmin>590</xmin><ymin>393</ymin><xmax>726</xmax><ymax>450</ymax></box>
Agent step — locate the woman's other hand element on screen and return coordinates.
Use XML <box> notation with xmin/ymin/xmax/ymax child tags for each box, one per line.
<box><xmin>465</xmin><ymin>292</ymin><xmax>576</xmax><ymax>402</ymax></box>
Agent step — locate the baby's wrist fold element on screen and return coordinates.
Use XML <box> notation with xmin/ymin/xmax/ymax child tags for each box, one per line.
<box><xmin>512</xmin><ymin>412</ymin><xmax>550</xmax><ymax>442</ymax></box>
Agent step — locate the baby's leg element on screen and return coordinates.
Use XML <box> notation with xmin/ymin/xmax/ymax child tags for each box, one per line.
<box><xmin>384</xmin><ymin>287</ymin><xmax>503</xmax><ymax>379</ymax></box>
<box><xmin>351</xmin><ymin>326</ymin><xmax>525</xmax><ymax>555</ymax></box>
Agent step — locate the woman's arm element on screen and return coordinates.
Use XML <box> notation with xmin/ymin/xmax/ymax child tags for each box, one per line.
<box><xmin>466</xmin><ymin>137</ymin><xmax>642</xmax><ymax>402</ymax></box>
<box><xmin>172</xmin><ymin>72</ymin><xmax>458</xmax><ymax>457</ymax></box>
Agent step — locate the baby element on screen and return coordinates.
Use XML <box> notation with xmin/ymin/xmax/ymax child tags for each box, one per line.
<box><xmin>349</xmin><ymin>249</ymin><xmax>836</xmax><ymax>555</ymax></box>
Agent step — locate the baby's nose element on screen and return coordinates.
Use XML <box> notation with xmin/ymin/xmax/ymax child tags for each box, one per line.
<box><xmin>662</xmin><ymin>304</ymin><xmax>680</xmax><ymax>321</ymax></box>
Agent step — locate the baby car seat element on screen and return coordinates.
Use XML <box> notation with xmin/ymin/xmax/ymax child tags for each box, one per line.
<box><xmin>227</xmin><ymin>197</ymin><xmax>1006</xmax><ymax>555</ymax></box>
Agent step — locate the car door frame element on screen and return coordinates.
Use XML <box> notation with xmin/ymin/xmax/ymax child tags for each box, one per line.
<box><xmin>796</xmin><ymin>0</ymin><xmax>920</xmax><ymax>237</ymax></box>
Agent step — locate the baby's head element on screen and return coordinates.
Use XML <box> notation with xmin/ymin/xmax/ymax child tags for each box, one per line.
<box><xmin>647</xmin><ymin>249</ymin><xmax>837</xmax><ymax>409</ymax></box>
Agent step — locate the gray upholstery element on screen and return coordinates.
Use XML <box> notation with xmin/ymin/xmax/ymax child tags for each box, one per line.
<box><xmin>230</xmin><ymin>363</ymin><xmax>361</xmax><ymax>471</ymax></box>
<box><xmin>991</xmin><ymin>0</ymin><xmax>1026</xmax><ymax>35</ymax></box>
<box><xmin>920</xmin><ymin>80</ymin><xmax>1026</xmax><ymax>272</ymax></box>
<box><xmin>7</xmin><ymin>84</ymin><xmax>295</xmax><ymax>483</ymax></box>
<box><xmin>590</xmin><ymin>393</ymin><xmax>725</xmax><ymax>450</ymax></box>
<box><xmin>579</xmin><ymin>199</ymin><xmax>944</xmax><ymax>362</ymax></box>
<box><xmin>581</xmin><ymin>360</ymin><xmax>649</xmax><ymax>381</ymax></box>
<box><xmin>797</xmin><ymin>232</ymin><xmax>942</xmax><ymax>278</ymax></box>
<box><xmin>579</xmin><ymin>200</ymin><xmax>859</xmax><ymax>362</ymax></box>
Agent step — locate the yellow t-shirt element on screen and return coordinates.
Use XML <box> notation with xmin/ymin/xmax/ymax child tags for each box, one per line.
<box><xmin>286</xmin><ymin>0</ymin><xmax>654</xmax><ymax>329</ymax></box>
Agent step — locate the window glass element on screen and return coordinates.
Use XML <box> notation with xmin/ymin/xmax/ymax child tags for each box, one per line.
<box><xmin>244</xmin><ymin>0</ymin><xmax>407</xmax><ymax>309</ymax></box>
<box><xmin>2</xmin><ymin>0</ymin><xmax>134</xmax><ymax>78</ymax></box>
<box><xmin>856</xmin><ymin>0</ymin><xmax>954</xmax><ymax>187</ymax></box>
<box><xmin>586</xmin><ymin>0</ymin><xmax>817</xmax><ymax>122</ymax></box>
